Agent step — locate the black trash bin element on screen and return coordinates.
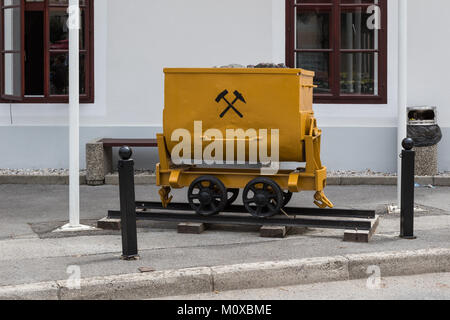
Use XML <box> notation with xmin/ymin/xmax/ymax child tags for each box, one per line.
<box><xmin>407</xmin><ymin>106</ymin><xmax>442</xmax><ymax>176</ymax></box>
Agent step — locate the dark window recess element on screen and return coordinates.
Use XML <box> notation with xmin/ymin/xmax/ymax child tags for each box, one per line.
<box><xmin>25</xmin><ymin>11</ymin><xmax>44</xmax><ymax>96</ymax></box>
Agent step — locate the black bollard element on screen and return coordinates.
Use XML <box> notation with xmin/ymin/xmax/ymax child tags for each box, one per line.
<box><xmin>400</xmin><ymin>138</ymin><xmax>416</xmax><ymax>239</ymax></box>
<box><xmin>118</xmin><ymin>146</ymin><xmax>139</xmax><ymax>260</ymax></box>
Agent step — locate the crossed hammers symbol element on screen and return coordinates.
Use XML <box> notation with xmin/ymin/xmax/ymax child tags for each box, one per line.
<box><xmin>216</xmin><ymin>90</ymin><xmax>246</xmax><ymax>118</ymax></box>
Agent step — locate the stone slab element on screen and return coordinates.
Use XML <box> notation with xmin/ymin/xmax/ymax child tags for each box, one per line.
<box><xmin>434</xmin><ymin>176</ymin><xmax>450</xmax><ymax>186</ymax></box>
<box><xmin>105</xmin><ymin>174</ymin><xmax>156</xmax><ymax>186</ymax></box>
<box><xmin>0</xmin><ymin>175</ymin><xmax>87</xmax><ymax>185</ymax></box>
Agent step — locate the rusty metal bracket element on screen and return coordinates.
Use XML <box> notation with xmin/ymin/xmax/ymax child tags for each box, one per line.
<box><xmin>314</xmin><ymin>191</ymin><xmax>334</xmax><ymax>209</ymax></box>
<box><xmin>158</xmin><ymin>186</ymin><xmax>173</xmax><ymax>209</ymax></box>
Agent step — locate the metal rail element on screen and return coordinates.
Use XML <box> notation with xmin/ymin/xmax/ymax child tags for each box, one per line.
<box><xmin>108</xmin><ymin>200</ymin><xmax>374</xmax><ymax>231</ymax></box>
<box><xmin>133</xmin><ymin>201</ymin><xmax>376</xmax><ymax>219</ymax></box>
<box><xmin>108</xmin><ymin>209</ymin><xmax>372</xmax><ymax>231</ymax></box>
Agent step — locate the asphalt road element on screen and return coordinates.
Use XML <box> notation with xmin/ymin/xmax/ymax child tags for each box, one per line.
<box><xmin>159</xmin><ymin>273</ymin><xmax>450</xmax><ymax>300</ymax></box>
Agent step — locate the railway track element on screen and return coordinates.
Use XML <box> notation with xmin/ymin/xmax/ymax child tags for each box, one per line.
<box><xmin>108</xmin><ymin>201</ymin><xmax>376</xmax><ymax>231</ymax></box>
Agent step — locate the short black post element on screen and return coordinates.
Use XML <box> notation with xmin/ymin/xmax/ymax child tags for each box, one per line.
<box><xmin>118</xmin><ymin>146</ymin><xmax>139</xmax><ymax>260</ymax></box>
<box><xmin>400</xmin><ymin>138</ymin><xmax>416</xmax><ymax>240</ymax></box>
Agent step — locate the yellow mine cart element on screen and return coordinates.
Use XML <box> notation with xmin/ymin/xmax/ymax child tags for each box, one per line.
<box><xmin>156</xmin><ymin>68</ymin><xmax>333</xmax><ymax>218</ymax></box>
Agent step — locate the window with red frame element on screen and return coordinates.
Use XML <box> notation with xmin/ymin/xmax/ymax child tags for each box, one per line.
<box><xmin>286</xmin><ymin>0</ymin><xmax>387</xmax><ymax>104</ymax></box>
<box><xmin>1</xmin><ymin>0</ymin><xmax>94</xmax><ymax>103</ymax></box>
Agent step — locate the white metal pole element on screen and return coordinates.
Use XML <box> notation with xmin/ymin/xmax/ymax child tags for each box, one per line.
<box><xmin>69</xmin><ymin>0</ymin><xmax>80</xmax><ymax>227</ymax></box>
<box><xmin>57</xmin><ymin>0</ymin><xmax>93</xmax><ymax>232</ymax></box>
<box><xmin>397</xmin><ymin>0</ymin><xmax>408</xmax><ymax>208</ymax></box>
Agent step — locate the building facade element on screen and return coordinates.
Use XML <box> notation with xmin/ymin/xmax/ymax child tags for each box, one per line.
<box><xmin>0</xmin><ymin>0</ymin><xmax>449</xmax><ymax>172</ymax></box>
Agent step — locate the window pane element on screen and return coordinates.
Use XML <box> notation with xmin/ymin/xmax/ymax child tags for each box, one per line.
<box><xmin>341</xmin><ymin>53</ymin><xmax>377</xmax><ymax>95</ymax></box>
<box><xmin>4</xmin><ymin>0</ymin><xmax>21</xmax><ymax>6</ymax></box>
<box><xmin>297</xmin><ymin>52</ymin><xmax>330</xmax><ymax>93</ymax></box>
<box><xmin>296</xmin><ymin>11</ymin><xmax>330</xmax><ymax>49</ymax></box>
<box><xmin>341</xmin><ymin>10</ymin><xmax>375</xmax><ymax>49</ymax></box>
<box><xmin>4</xmin><ymin>53</ymin><xmax>22</xmax><ymax>96</ymax></box>
<box><xmin>50</xmin><ymin>53</ymin><xmax>86</xmax><ymax>95</ymax></box>
<box><xmin>50</xmin><ymin>9</ymin><xmax>85</xmax><ymax>50</ymax></box>
<box><xmin>4</xmin><ymin>7</ymin><xmax>21</xmax><ymax>51</ymax></box>
<box><xmin>3</xmin><ymin>5</ymin><xmax>22</xmax><ymax>98</ymax></box>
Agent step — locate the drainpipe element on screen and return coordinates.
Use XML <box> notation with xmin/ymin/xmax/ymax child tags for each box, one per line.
<box><xmin>397</xmin><ymin>0</ymin><xmax>408</xmax><ymax>207</ymax></box>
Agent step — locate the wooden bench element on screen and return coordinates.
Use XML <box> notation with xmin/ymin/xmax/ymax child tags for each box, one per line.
<box><xmin>101</xmin><ymin>138</ymin><xmax>158</xmax><ymax>148</ymax></box>
<box><xmin>86</xmin><ymin>138</ymin><xmax>158</xmax><ymax>186</ymax></box>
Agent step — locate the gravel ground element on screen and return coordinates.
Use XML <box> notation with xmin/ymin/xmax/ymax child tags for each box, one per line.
<box><xmin>330</xmin><ymin>170</ymin><xmax>449</xmax><ymax>177</ymax></box>
<box><xmin>0</xmin><ymin>168</ymin><xmax>449</xmax><ymax>177</ymax></box>
<box><xmin>0</xmin><ymin>169</ymin><xmax>154</xmax><ymax>176</ymax></box>
<box><xmin>0</xmin><ymin>169</ymin><xmax>87</xmax><ymax>176</ymax></box>
<box><xmin>329</xmin><ymin>169</ymin><xmax>396</xmax><ymax>177</ymax></box>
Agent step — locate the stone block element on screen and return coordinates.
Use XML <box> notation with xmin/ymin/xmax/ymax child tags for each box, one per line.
<box><xmin>260</xmin><ymin>226</ymin><xmax>287</xmax><ymax>238</ymax></box>
<box><xmin>414</xmin><ymin>145</ymin><xmax>438</xmax><ymax>176</ymax></box>
<box><xmin>97</xmin><ymin>218</ymin><xmax>121</xmax><ymax>231</ymax></box>
<box><xmin>177</xmin><ymin>223</ymin><xmax>206</xmax><ymax>234</ymax></box>
<box><xmin>86</xmin><ymin>139</ymin><xmax>113</xmax><ymax>186</ymax></box>
<box><xmin>434</xmin><ymin>176</ymin><xmax>450</xmax><ymax>187</ymax></box>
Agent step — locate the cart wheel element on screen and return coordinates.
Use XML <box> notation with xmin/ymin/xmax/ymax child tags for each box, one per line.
<box><xmin>243</xmin><ymin>178</ymin><xmax>283</xmax><ymax>218</ymax></box>
<box><xmin>226</xmin><ymin>189</ymin><xmax>240</xmax><ymax>207</ymax></box>
<box><xmin>188</xmin><ymin>176</ymin><xmax>227</xmax><ymax>216</ymax></box>
<box><xmin>282</xmin><ymin>191</ymin><xmax>293</xmax><ymax>208</ymax></box>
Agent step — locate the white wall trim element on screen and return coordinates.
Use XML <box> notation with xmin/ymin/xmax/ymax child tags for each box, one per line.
<box><xmin>272</xmin><ymin>0</ymin><xmax>285</xmax><ymax>64</ymax></box>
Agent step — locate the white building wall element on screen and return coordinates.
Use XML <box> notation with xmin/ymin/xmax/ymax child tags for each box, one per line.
<box><xmin>407</xmin><ymin>0</ymin><xmax>450</xmax><ymax>171</ymax></box>
<box><xmin>408</xmin><ymin>0</ymin><xmax>450</xmax><ymax>127</ymax></box>
<box><xmin>105</xmin><ymin>0</ymin><xmax>275</xmax><ymax>126</ymax></box>
<box><xmin>0</xmin><ymin>0</ymin><xmax>448</xmax><ymax>171</ymax></box>
<box><xmin>105</xmin><ymin>0</ymin><xmax>401</xmax><ymax>129</ymax></box>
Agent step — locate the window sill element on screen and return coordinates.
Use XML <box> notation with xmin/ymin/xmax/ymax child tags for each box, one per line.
<box><xmin>313</xmin><ymin>94</ymin><xmax>387</xmax><ymax>105</ymax></box>
<box><xmin>0</xmin><ymin>96</ymin><xmax>95</xmax><ymax>104</ymax></box>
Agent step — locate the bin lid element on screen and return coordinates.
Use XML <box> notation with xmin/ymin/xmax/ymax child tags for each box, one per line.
<box><xmin>407</xmin><ymin>106</ymin><xmax>437</xmax><ymax>112</ymax></box>
<box><xmin>407</xmin><ymin>106</ymin><xmax>437</xmax><ymax>125</ymax></box>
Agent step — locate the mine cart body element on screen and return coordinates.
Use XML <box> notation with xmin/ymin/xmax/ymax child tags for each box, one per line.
<box><xmin>156</xmin><ymin>68</ymin><xmax>333</xmax><ymax>216</ymax></box>
<box><xmin>163</xmin><ymin>68</ymin><xmax>315</xmax><ymax>163</ymax></box>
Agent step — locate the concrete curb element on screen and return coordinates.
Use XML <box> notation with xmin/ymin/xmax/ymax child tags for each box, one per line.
<box><xmin>1</xmin><ymin>174</ymin><xmax>449</xmax><ymax>186</ymax></box>
<box><xmin>332</xmin><ymin>176</ymin><xmax>448</xmax><ymax>186</ymax></box>
<box><xmin>0</xmin><ymin>175</ymin><xmax>87</xmax><ymax>185</ymax></box>
<box><xmin>105</xmin><ymin>174</ymin><xmax>156</xmax><ymax>186</ymax></box>
<box><xmin>1</xmin><ymin>248</ymin><xmax>449</xmax><ymax>300</ymax></box>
